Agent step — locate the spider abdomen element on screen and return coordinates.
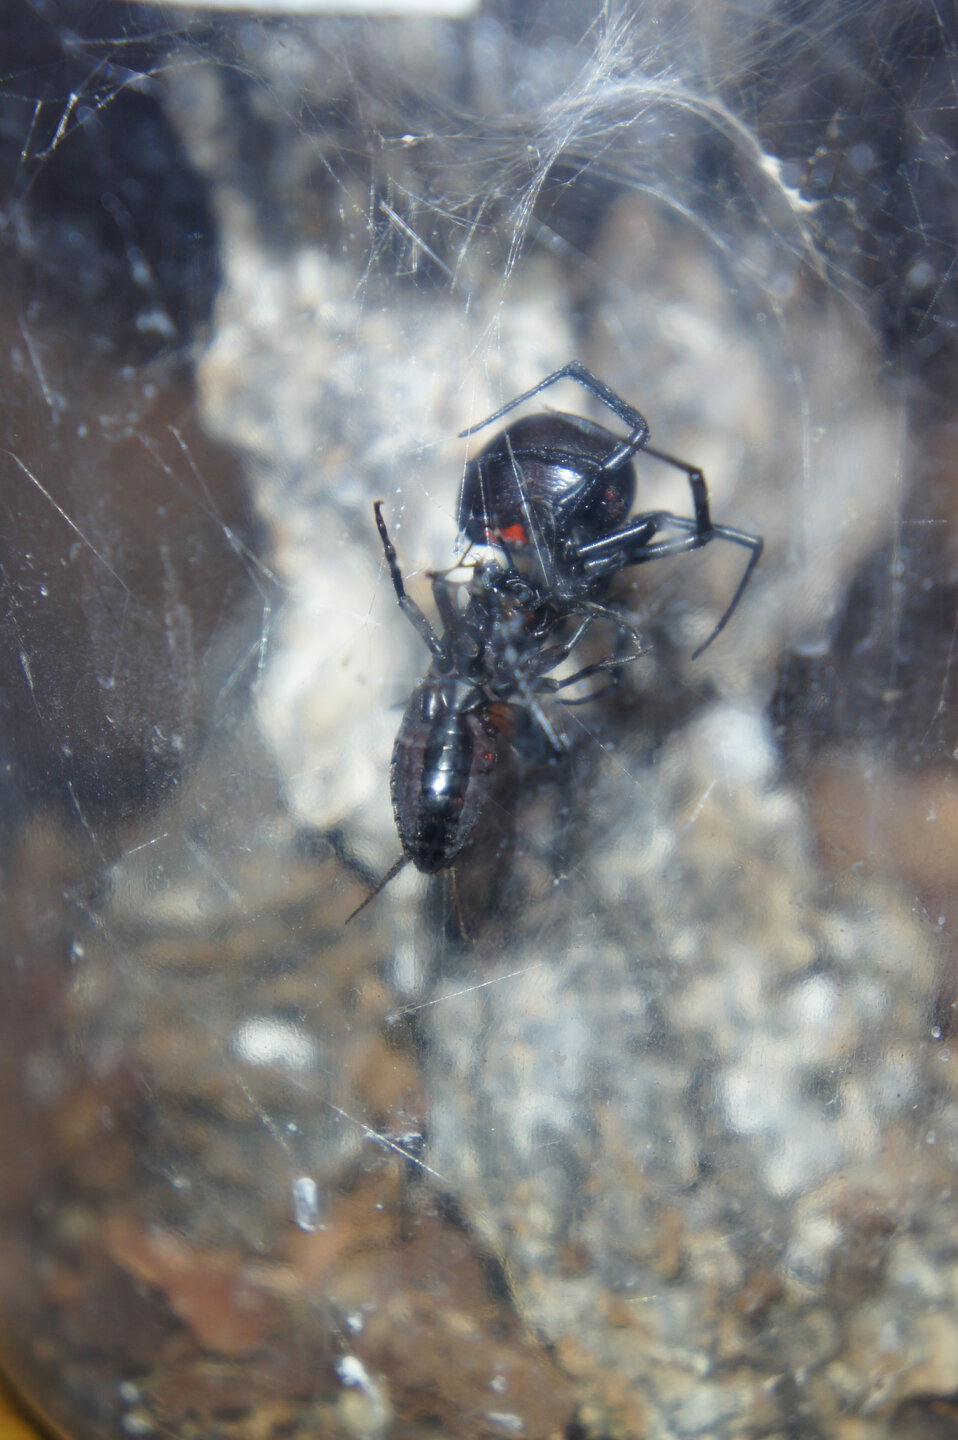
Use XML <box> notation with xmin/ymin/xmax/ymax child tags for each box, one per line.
<box><xmin>459</xmin><ymin>412</ymin><xmax>637</xmax><ymax>551</ymax></box>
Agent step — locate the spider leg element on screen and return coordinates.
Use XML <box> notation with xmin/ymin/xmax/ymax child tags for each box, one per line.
<box><xmin>580</xmin><ymin>512</ymin><xmax>762</xmax><ymax>572</ymax></box>
<box><xmin>556</xmin><ymin>681</ymin><xmax>623</xmax><ymax>706</ymax></box>
<box><xmin>520</xmin><ymin>603</ymin><xmax>643</xmax><ymax>682</ymax></box>
<box><xmin>689</xmin><ymin>526</ymin><xmax>763</xmax><ymax>657</ymax></box>
<box><xmin>459</xmin><ymin>362</ymin><xmax>650</xmax><ymax>467</ymax></box>
<box><xmin>374</xmin><ymin>502</ymin><xmax>445</xmax><ymax>661</ymax></box>
<box><xmin>581</xmin><ymin>599</ymin><xmax>642</xmax><ymax>640</ymax></box>
<box><xmin>579</xmin><ymin>510</ymin><xmax>763</xmax><ymax>657</ymax></box>
<box><xmin>524</xmin><ymin>613</ymin><xmax>594</xmax><ymax>672</ymax></box>
<box><xmin>517</xmin><ymin>605</ymin><xmax>644</xmax><ymax>713</ymax></box>
<box><xmin>496</xmin><ymin>626</ymin><xmax>583</xmax><ymax>759</ymax></box>
<box><xmin>642</xmin><ymin>447</ymin><xmax>711</xmax><ymax>534</ymax></box>
<box><xmin>574</xmin><ymin>514</ymin><xmax>659</xmax><ymax>571</ymax></box>
<box><xmin>535</xmin><ymin>646</ymin><xmax>643</xmax><ymax>697</ymax></box>
<box><xmin>578</xmin><ymin>511</ymin><xmax>703</xmax><ymax>572</ymax></box>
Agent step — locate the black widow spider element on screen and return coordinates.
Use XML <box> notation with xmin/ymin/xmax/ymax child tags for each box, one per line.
<box><xmin>347</xmin><ymin>364</ymin><xmax>762</xmax><ymax>919</ymax></box>
<box><xmin>457</xmin><ymin>361</ymin><xmax>763</xmax><ymax>659</ymax></box>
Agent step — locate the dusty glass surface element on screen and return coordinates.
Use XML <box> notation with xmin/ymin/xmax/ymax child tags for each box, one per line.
<box><xmin>2</xmin><ymin>4</ymin><xmax>958</xmax><ymax>1438</ymax></box>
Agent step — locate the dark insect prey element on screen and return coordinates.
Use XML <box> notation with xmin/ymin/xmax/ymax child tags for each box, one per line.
<box><xmin>349</xmin><ymin>501</ymin><xmax>624</xmax><ymax>912</ymax></box>
<box><xmin>347</xmin><ymin>363</ymin><xmax>763</xmax><ymax>920</ymax></box>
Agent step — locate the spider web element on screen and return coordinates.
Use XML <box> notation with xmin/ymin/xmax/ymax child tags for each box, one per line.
<box><xmin>1</xmin><ymin>4</ymin><xmax>958</xmax><ymax>1438</ymax></box>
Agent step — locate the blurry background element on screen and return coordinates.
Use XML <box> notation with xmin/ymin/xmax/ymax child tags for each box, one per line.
<box><xmin>1</xmin><ymin>3</ymin><xmax>958</xmax><ymax>1438</ymax></box>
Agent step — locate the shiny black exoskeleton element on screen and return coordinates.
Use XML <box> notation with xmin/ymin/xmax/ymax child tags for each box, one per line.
<box><xmin>458</xmin><ymin>362</ymin><xmax>763</xmax><ymax>658</ymax></box>
<box><xmin>372</xmin><ymin>502</ymin><xmax>614</xmax><ymax>882</ymax></box>
<box><xmin>389</xmin><ymin>675</ymin><xmax>498</xmax><ymax>873</ymax></box>
<box><xmin>347</xmin><ymin>365</ymin><xmax>763</xmax><ymax>919</ymax></box>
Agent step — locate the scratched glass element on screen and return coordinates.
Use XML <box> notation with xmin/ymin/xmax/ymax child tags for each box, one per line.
<box><xmin>2</xmin><ymin>8</ymin><xmax>957</xmax><ymax>1440</ymax></box>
